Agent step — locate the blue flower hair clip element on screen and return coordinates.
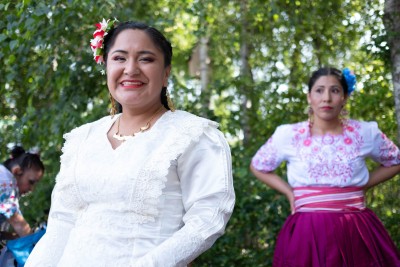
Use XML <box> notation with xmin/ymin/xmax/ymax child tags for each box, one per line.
<box><xmin>342</xmin><ymin>68</ymin><xmax>356</xmax><ymax>95</ymax></box>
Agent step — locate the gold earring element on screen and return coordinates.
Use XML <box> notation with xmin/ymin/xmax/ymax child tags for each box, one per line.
<box><xmin>109</xmin><ymin>93</ymin><xmax>117</xmax><ymax>117</ymax></box>
<box><xmin>308</xmin><ymin>106</ymin><xmax>314</xmax><ymax>127</ymax></box>
<box><xmin>340</xmin><ymin>107</ymin><xmax>349</xmax><ymax>122</ymax></box>
<box><xmin>166</xmin><ymin>89</ymin><xmax>176</xmax><ymax>112</ymax></box>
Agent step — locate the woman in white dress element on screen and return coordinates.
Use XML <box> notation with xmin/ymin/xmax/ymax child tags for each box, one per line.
<box><xmin>251</xmin><ymin>67</ymin><xmax>400</xmax><ymax>266</ymax></box>
<box><xmin>26</xmin><ymin>20</ymin><xmax>235</xmax><ymax>267</ymax></box>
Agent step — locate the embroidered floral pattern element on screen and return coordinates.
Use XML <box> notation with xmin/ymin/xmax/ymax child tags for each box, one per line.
<box><xmin>252</xmin><ymin>120</ymin><xmax>400</xmax><ymax>187</ymax></box>
<box><xmin>292</xmin><ymin>120</ymin><xmax>364</xmax><ymax>184</ymax></box>
<box><xmin>344</xmin><ymin>137</ymin><xmax>353</xmax><ymax>145</ymax></box>
<box><xmin>303</xmin><ymin>139</ymin><xmax>312</xmax><ymax>146</ymax></box>
<box><xmin>251</xmin><ymin>137</ymin><xmax>279</xmax><ymax>173</ymax></box>
<box><xmin>378</xmin><ymin>132</ymin><xmax>400</xmax><ymax>165</ymax></box>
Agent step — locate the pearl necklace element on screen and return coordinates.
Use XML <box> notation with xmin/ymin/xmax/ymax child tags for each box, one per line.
<box><xmin>112</xmin><ymin>106</ymin><xmax>164</xmax><ymax>142</ymax></box>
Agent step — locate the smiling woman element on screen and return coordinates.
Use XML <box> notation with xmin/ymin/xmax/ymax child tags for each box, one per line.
<box><xmin>26</xmin><ymin>20</ymin><xmax>235</xmax><ymax>267</ymax></box>
<box><xmin>105</xmin><ymin>29</ymin><xmax>171</xmax><ymax>130</ymax></box>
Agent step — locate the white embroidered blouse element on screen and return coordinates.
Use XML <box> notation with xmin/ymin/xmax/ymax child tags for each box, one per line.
<box><xmin>26</xmin><ymin>110</ymin><xmax>235</xmax><ymax>267</ymax></box>
<box><xmin>251</xmin><ymin>120</ymin><xmax>400</xmax><ymax>187</ymax></box>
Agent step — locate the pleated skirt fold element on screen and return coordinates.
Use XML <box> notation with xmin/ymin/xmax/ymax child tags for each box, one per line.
<box><xmin>273</xmin><ymin>209</ymin><xmax>400</xmax><ymax>267</ymax></box>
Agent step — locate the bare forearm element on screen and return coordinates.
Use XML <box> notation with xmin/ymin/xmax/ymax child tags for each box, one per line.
<box><xmin>250</xmin><ymin>165</ymin><xmax>295</xmax><ymax>213</ymax></box>
<box><xmin>250</xmin><ymin>165</ymin><xmax>292</xmax><ymax>197</ymax></box>
<box><xmin>8</xmin><ymin>213</ymin><xmax>32</xmax><ymax>237</ymax></box>
<box><xmin>366</xmin><ymin>164</ymin><xmax>400</xmax><ymax>190</ymax></box>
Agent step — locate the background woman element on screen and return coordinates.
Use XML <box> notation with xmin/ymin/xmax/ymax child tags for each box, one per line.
<box><xmin>0</xmin><ymin>146</ymin><xmax>44</xmax><ymax>239</ymax></box>
<box><xmin>250</xmin><ymin>67</ymin><xmax>400</xmax><ymax>266</ymax></box>
<box><xmin>26</xmin><ymin>20</ymin><xmax>235</xmax><ymax>267</ymax></box>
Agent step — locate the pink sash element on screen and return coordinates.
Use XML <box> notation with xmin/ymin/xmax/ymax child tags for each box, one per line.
<box><xmin>294</xmin><ymin>186</ymin><xmax>366</xmax><ymax>212</ymax></box>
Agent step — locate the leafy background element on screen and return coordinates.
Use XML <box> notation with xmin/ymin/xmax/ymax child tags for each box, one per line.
<box><xmin>0</xmin><ymin>0</ymin><xmax>399</xmax><ymax>266</ymax></box>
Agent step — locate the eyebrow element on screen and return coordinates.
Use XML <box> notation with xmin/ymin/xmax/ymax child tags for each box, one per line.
<box><xmin>111</xmin><ymin>49</ymin><xmax>157</xmax><ymax>56</ymax></box>
<box><xmin>316</xmin><ymin>85</ymin><xmax>340</xmax><ymax>87</ymax></box>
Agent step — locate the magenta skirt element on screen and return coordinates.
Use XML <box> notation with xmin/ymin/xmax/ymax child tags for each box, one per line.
<box><xmin>273</xmin><ymin>187</ymin><xmax>400</xmax><ymax>267</ymax></box>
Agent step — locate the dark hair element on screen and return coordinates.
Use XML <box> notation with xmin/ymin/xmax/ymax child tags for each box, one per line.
<box><xmin>103</xmin><ymin>21</ymin><xmax>172</xmax><ymax>67</ymax></box>
<box><xmin>308</xmin><ymin>67</ymin><xmax>348</xmax><ymax>95</ymax></box>
<box><xmin>103</xmin><ymin>21</ymin><xmax>173</xmax><ymax>110</ymax></box>
<box><xmin>3</xmin><ymin>146</ymin><xmax>45</xmax><ymax>173</ymax></box>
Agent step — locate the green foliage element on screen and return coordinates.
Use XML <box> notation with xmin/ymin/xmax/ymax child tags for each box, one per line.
<box><xmin>1</xmin><ymin>0</ymin><xmax>399</xmax><ymax>265</ymax></box>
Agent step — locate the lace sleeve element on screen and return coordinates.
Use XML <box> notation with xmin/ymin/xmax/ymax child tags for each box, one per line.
<box><xmin>26</xmin><ymin>125</ymin><xmax>89</xmax><ymax>267</ymax></box>
<box><xmin>132</xmin><ymin>127</ymin><xmax>235</xmax><ymax>267</ymax></box>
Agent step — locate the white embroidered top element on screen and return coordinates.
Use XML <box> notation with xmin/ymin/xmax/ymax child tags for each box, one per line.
<box><xmin>251</xmin><ymin>120</ymin><xmax>400</xmax><ymax>187</ymax></box>
<box><xmin>26</xmin><ymin>111</ymin><xmax>235</xmax><ymax>267</ymax></box>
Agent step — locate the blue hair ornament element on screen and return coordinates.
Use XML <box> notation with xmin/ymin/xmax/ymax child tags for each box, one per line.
<box><xmin>342</xmin><ymin>68</ymin><xmax>356</xmax><ymax>95</ymax></box>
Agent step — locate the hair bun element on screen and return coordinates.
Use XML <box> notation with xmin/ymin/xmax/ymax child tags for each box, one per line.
<box><xmin>10</xmin><ymin>146</ymin><xmax>26</xmax><ymax>159</ymax></box>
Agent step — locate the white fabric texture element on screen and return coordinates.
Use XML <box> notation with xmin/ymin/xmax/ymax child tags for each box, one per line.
<box><xmin>251</xmin><ymin>120</ymin><xmax>400</xmax><ymax>187</ymax></box>
<box><xmin>26</xmin><ymin>110</ymin><xmax>235</xmax><ymax>267</ymax></box>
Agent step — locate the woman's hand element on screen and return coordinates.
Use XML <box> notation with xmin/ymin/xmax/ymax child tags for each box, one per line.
<box><xmin>285</xmin><ymin>190</ymin><xmax>295</xmax><ymax>215</ymax></box>
<box><xmin>366</xmin><ymin>164</ymin><xmax>400</xmax><ymax>190</ymax></box>
<box><xmin>8</xmin><ymin>213</ymin><xmax>32</xmax><ymax>237</ymax></box>
<box><xmin>250</xmin><ymin>165</ymin><xmax>294</xmax><ymax>214</ymax></box>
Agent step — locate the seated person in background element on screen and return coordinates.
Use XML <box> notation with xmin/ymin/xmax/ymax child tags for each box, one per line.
<box><xmin>0</xmin><ymin>146</ymin><xmax>44</xmax><ymax>240</ymax></box>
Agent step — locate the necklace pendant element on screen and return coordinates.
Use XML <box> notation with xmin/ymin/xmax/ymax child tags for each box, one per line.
<box><xmin>112</xmin><ymin>133</ymin><xmax>133</xmax><ymax>142</ymax></box>
<box><xmin>139</xmin><ymin>123</ymin><xmax>150</xmax><ymax>132</ymax></box>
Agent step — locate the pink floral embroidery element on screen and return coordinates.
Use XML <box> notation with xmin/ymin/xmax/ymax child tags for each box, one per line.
<box><xmin>252</xmin><ymin>136</ymin><xmax>279</xmax><ymax>172</ymax></box>
<box><xmin>344</xmin><ymin>138</ymin><xmax>352</xmax><ymax>145</ymax></box>
<box><xmin>292</xmin><ymin>120</ymin><xmax>363</xmax><ymax>184</ymax></box>
<box><xmin>322</xmin><ymin>134</ymin><xmax>334</xmax><ymax>145</ymax></box>
<box><xmin>253</xmin><ymin>120</ymin><xmax>400</xmax><ymax>187</ymax></box>
<box><xmin>379</xmin><ymin>132</ymin><xmax>400</xmax><ymax>165</ymax></box>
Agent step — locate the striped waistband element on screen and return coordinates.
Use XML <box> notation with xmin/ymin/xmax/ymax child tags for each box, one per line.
<box><xmin>294</xmin><ymin>186</ymin><xmax>366</xmax><ymax>212</ymax></box>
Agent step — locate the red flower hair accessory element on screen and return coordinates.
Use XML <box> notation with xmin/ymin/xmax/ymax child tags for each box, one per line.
<box><xmin>90</xmin><ymin>18</ymin><xmax>119</xmax><ymax>64</ymax></box>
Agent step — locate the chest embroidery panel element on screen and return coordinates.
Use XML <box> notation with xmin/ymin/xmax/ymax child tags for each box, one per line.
<box><xmin>291</xmin><ymin>122</ymin><xmax>364</xmax><ymax>184</ymax></box>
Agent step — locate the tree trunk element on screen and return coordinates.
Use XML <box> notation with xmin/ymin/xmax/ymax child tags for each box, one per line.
<box><xmin>199</xmin><ymin>36</ymin><xmax>209</xmax><ymax>93</ymax></box>
<box><xmin>384</xmin><ymin>0</ymin><xmax>400</xmax><ymax>142</ymax></box>
<box><xmin>239</xmin><ymin>0</ymin><xmax>256</xmax><ymax>146</ymax></box>
<box><xmin>188</xmin><ymin>36</ymin><xmax>210</xmax><ymax>117</ymax></box>
<box><xmin>199</xmin><ymin>36</ymin><xmax>211</xmax><ymax>117</ymax></box>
